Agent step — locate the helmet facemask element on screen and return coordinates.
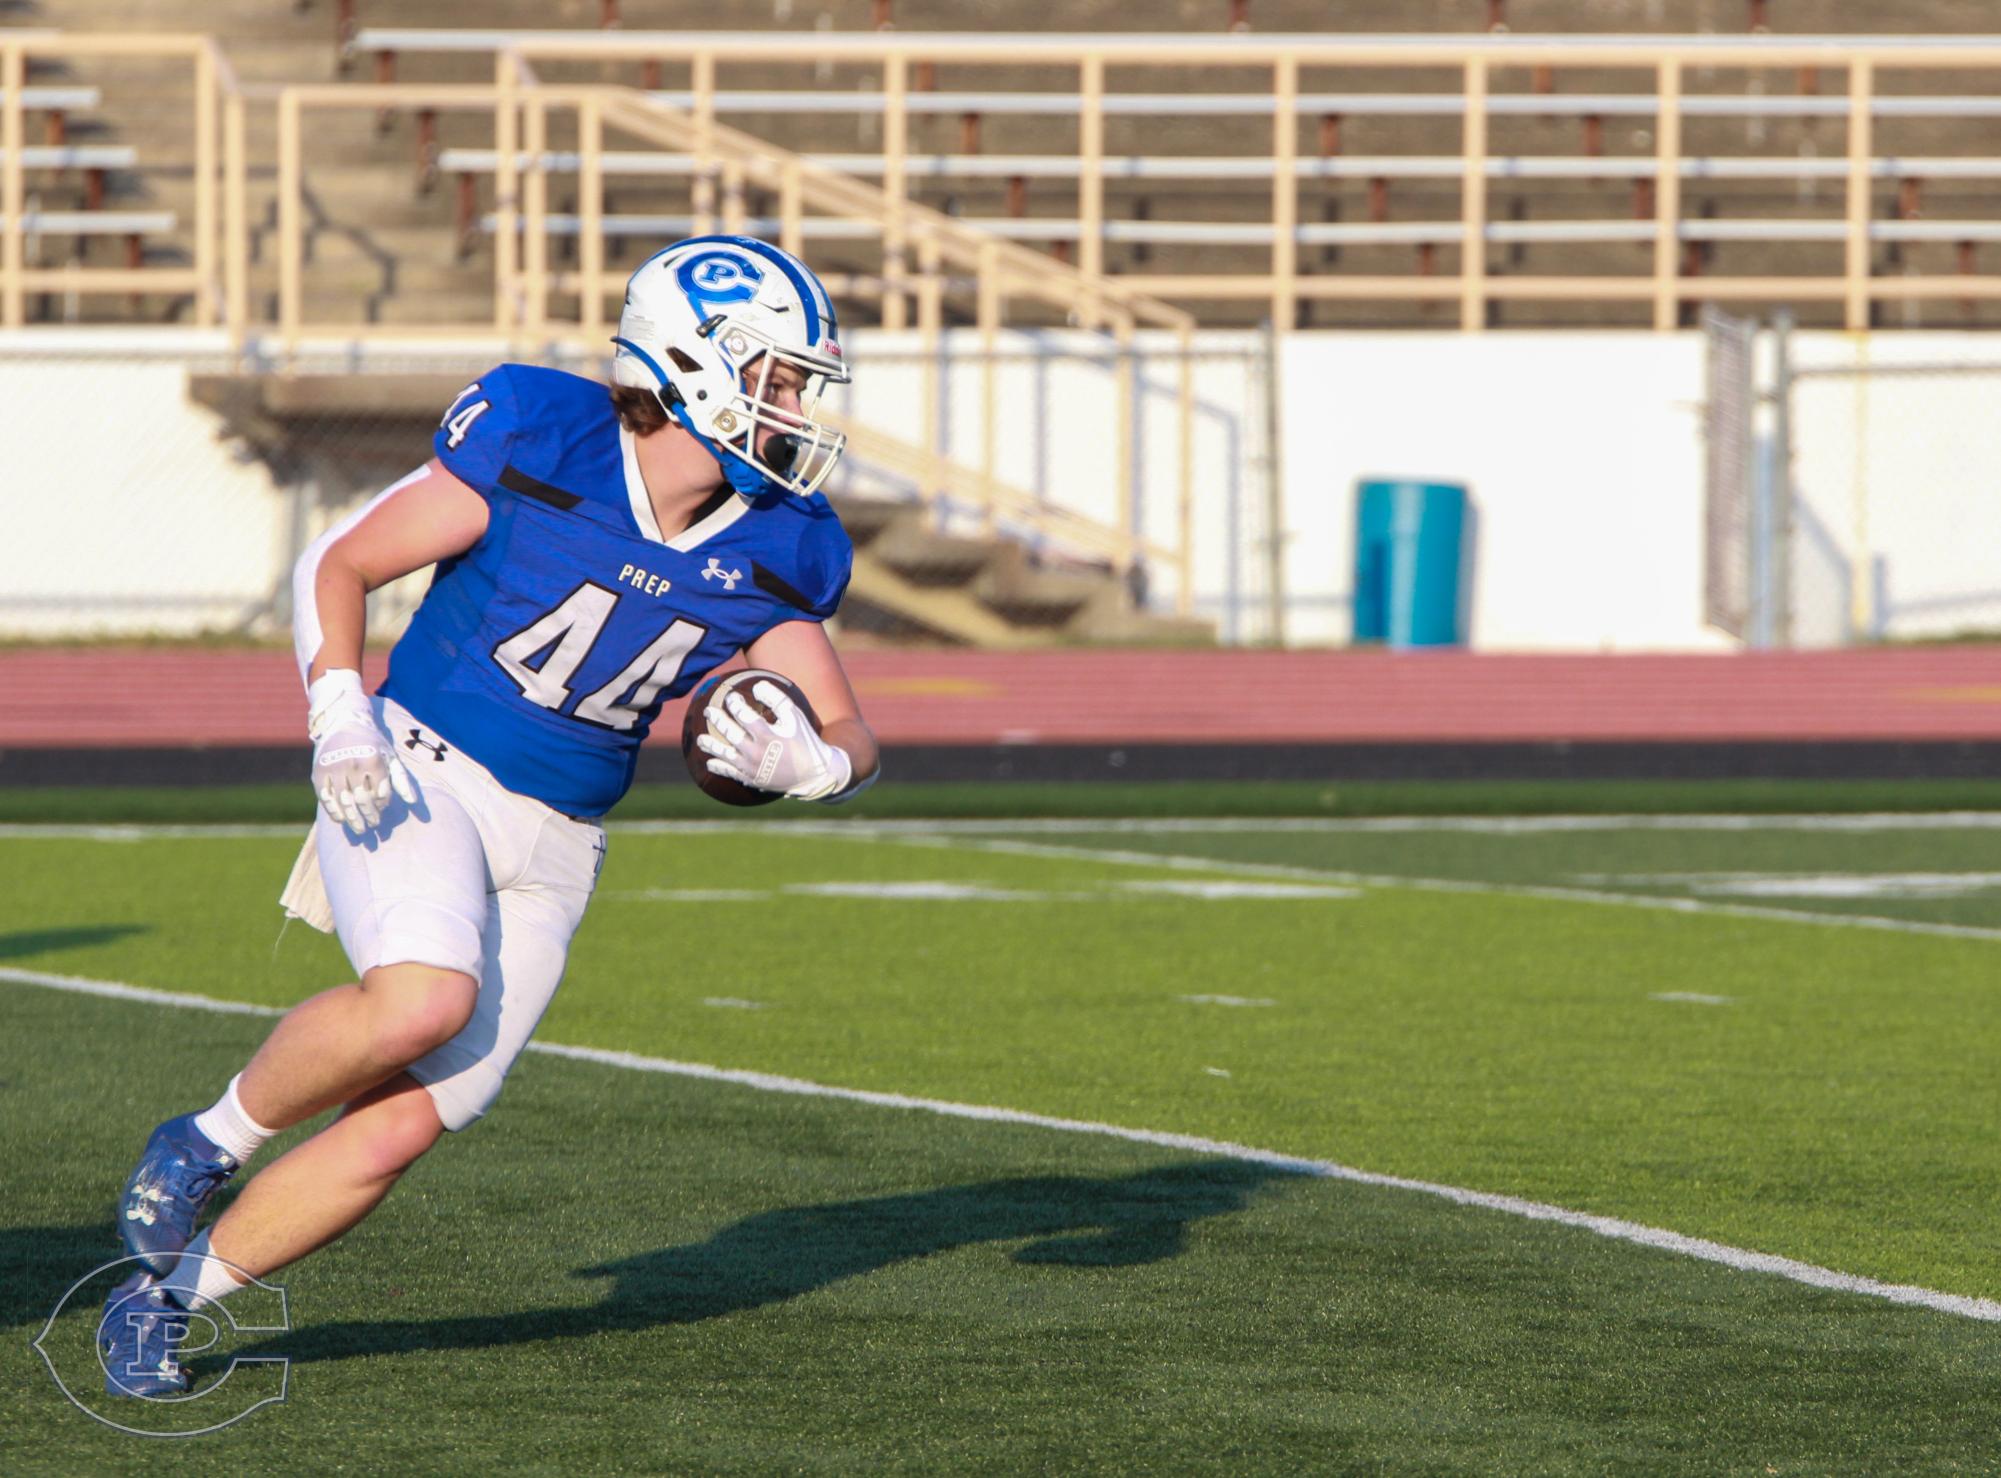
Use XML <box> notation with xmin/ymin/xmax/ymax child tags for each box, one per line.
<box><xmin>701</xmin><ymin>316</ymin><xmax>848</xmax><ymax>499</ymax></box>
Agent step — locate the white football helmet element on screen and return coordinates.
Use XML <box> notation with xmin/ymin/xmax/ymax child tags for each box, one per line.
<box><xmin>612</xmin><ymin>235</ymin><xmax>850</xmax><ymax>499</ymax></box>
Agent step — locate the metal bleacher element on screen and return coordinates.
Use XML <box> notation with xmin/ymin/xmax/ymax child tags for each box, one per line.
<box><xmin>324</xmin><ymin>9</ymin><xmax>2001</xmax><ymax>330</ymax></box>
<box><xmin>12</xmin><ymin>2</ymin><xmax>2001</xmax><ymax>331</ymax></box>
<box><xmin>0</xmin><ymin>56</ymin><xmax>174</xmax><ymax>317</ymax></box>
<box><xmin>0</xmin><ymin>75</ymin><xmax>162</xmax><ymax>301</ymax></box>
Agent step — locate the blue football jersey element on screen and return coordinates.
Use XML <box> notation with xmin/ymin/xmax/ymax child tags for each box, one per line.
<box><xmin>378</xmin><ymin>364</ymin><xmax>853</xmax><ymax>817</ymax></box>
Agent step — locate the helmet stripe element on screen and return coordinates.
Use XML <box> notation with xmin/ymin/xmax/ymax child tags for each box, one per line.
<box><xmin>609</xmin><ymin>335</ymin><xmax>671</xmax><ymax>390</ymax></box>
<box><xmin>732</xmin><ymin>239</ymin><xmax>824</xmax><ymax>345</ymax></box>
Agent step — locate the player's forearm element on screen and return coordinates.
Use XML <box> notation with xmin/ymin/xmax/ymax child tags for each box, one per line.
<box><xmin>306</xmin><ymin>562</ymin><xmax>369</xmax><ymax>687</ymax></box>
<box><xmin>294</xmin><ymin>539</ymin><xmax>369</xmax><ymax>690</ymax></box>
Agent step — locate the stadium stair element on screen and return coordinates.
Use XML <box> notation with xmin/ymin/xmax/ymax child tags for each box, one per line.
<box><xmin>837</xmin><ymin>498</ymin><xmax>1211</xmax><ymax>647</ymax></box>
<box><xmin>186</xmin><ymin>368</ymin><xmax>1208</xmax><ymax>647</ymax></box>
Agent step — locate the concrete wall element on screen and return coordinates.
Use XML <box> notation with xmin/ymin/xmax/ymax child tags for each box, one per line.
<box><xmin>0</xmin><ymin>348</ymin><xmax>294</xmax><ymax>637</ymax></box>
<box><xmin>1276</xmin><ymin>331</ymin><xmax>1723</xmax><ymax>651</ymax></box>
<box><xmin>1782</xmin><ymin>333</ymin><xmax>2001</xmax><ymax>646</ymax></box>
<box><xmin>1</xmin><ymin>328</ymin><xmax>1994</xmax><ymax>649</ymax></box>
<box><xmin>840</xmin><ymin>328</ymin><xmax>1730</xmax><ymax>651</ymax></box>
<box><xmin>1273</xmin><ymin>329</ymin><xmax>2001</xmax><ymax>650</ymax></box>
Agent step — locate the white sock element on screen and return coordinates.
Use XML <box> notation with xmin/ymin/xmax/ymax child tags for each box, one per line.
<box><xmin>159</xmin><ymin>1230</ymin><xmax>247</xmax><ymax>1312</ymax></box>
<box><xmin>192</xmin><ymin>1075</ymin><xmax>277</xmax><ymax>1165</ymax></box>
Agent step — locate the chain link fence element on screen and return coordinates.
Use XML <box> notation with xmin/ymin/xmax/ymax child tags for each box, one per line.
<box><xmin>1781</xmin><ymin>337</ymin><xmax>2001</xmax><ymax>646</ymax></box>
<box><xmin>1702</xmin><ymin>316</ymin><xmax>2001</xmax><ymax>649</ymax></box>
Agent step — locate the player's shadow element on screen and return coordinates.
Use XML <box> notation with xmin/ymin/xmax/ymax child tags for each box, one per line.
<box><xmin>0</xmin><ymin>1223</ymin><xmax>127</xmax><ymax>1331</ymax></box>
<box><xmin>0</xmin><ymin>924</ymin><xmax>148</xmax><ymax>961</ymax></box>
<box><xmin>264</xmin><ymin>1158</ymin><xmax>1296</xmax><ymax>1365</ymax></box>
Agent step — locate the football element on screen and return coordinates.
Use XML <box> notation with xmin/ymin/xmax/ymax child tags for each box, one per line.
<box><xmin>680</xmin><ymin>668</ymin><xmax>822</xmax><ymax>807</ymax></box>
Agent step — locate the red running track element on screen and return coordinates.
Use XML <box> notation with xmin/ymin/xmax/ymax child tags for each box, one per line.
<box><xmin>3</xmin><ymin>647</ymin><xmax>2000</xmax><ymax>747</ymax></box>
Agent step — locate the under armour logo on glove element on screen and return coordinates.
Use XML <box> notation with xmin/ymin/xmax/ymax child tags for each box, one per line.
<box><xmin>404</xmin><ymin>729</ymin><xmax>449</xmax><ymax>761</ymax></box>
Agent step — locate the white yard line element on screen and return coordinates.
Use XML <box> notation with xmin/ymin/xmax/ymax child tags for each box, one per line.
<box><xmin>0</xmin><ymin>824</ymin><xmax>307</xmax><ymax>842</ymax></box>
<box><xmin>918</xmin><ymin>813</ymin><xmax>2001</xmax><ymax>835</ymax></box>
<box><xmin>612</xmin><ymin>812</ymin><xmax>2001</xmax><ymax>837</ymax></box>
<box><xmin>1572</xmin><ymin>871</ymin><xmax>2001</xmax><ymax>900</ymax></box>
<box><xmin>1</xmin><ymin>965</ymin><xmax>284</xmax><ymax>1017</ymax></box>
<box><xmin>610</xmin><ymin>878</ymin><xmax>1360</xmax><ymax>905</ymax></box>
<box><xmin>5</xmin><ymin>961</ymin><xmax>2000</xmax><ymax>1326</ymax></box>
<box><xmin>908</xmin><ymin>834</ymin><xmax>2001</xmax><ymax>944</ymax></box>
<box><xmin>13</xmin><ymin>811</ymin><xmax>2001</xmax><ymax>844</ymax></box>
<box><xmin>8</xmin><ymin>816</ymin><xmax>2000</xmax><ymax>939</ymax></box>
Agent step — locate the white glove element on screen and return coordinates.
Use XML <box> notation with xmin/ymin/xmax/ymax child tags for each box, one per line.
<box><xmin>696</xmin><ymin>679</ymin><xmax>854</xmax><ymax>802</ymax></box>
<box><xmin>308</xmin><ymin>669</ymin><xmax>418</xmax><ymax>836</ymax></box>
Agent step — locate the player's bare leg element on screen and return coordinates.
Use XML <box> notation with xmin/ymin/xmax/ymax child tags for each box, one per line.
<box><xmin>235</xmin><ymin>962</ymin><xmax>479</xmax><ymax>1129</ymax></box>
<box><xmin>115</xmin><ymin>961</ymin><xmax>474</xmax><ymax>1276</ymax></box>
<box><xmin>200</xmin><ymin>1072</ymin><xmax>445</xmax><ymax>1281</ymax></box>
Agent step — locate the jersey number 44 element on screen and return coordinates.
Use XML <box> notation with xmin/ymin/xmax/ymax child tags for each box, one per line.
<box><xmin>492</xmin><ymin>582</ymin><xmax>707</xmax><ymax>733</ymax></box>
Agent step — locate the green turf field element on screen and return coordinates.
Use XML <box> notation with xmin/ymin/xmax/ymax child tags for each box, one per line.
<box><xmin>6</xmin><ymin>811</ymin><xmax>2001</xmax><ymax>1472</ymax></box>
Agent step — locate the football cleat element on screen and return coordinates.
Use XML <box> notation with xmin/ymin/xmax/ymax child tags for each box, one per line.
<box><xmin>98</xmin><ymin>1271</ymin><xmax>193</xmax><ymax>1398</ymax></box>
<box><xmin>118</xmin><ymin>1114</ymin><xmax>238</xmax><ymax>1274</ymax></box>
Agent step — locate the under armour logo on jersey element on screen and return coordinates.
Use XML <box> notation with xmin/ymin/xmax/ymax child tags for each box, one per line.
<box><xmin>700</xmin><ymin>558</ymin><xmax>743</xmax><ymax>590</ymax></box>
<box><xmin>404</xmin><ymin>729</ymin><xmax>449</xmax><ymax>761</ymax></box>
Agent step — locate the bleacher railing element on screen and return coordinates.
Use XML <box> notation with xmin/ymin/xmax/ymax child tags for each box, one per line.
<box><xmin>14</xmin><ymin>31</ymin><xmax>2001</xmax><ymax>337</ymax></box>
<box><xmin>358</xmin><ymin>29</ymin><xmax>2001</xmax><ymax>331</ymax></box>
<box><xmin>0</xmin><ymin>32</ymin><xmax>241</xmax><ymax>330</ymax></box>
<box><xmin>0</xmin><ymin>33</ymin><xmax>1200</xmax><ymax>613</ymax></box>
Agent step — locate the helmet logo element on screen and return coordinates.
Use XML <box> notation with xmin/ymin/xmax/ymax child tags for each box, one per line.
<box><xmin>677</xmin><ymin>250</ymin><xmax>765</xmax><ymax>311</ymax></box>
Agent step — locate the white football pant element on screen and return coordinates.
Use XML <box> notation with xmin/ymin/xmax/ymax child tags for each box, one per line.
<box><xmin>306</xmin><ymin>696</ymin><xmax>606</xmax><ymax>1131</ymax></box>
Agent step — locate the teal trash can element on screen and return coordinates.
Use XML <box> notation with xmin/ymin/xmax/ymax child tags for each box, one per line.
<box><xmin>1352</xmin><ymin>479</ymin><xmax>1468</xmax><ymax>647</ymax></box>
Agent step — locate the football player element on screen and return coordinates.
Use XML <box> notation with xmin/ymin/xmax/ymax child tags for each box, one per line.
<box><xmin>98</xmin><ymin>236</ymin><xmax>880</xmax><ymax>1396</ymax></box>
